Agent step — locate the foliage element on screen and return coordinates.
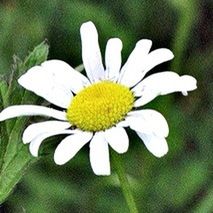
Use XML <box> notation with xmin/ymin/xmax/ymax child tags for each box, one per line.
<box><xmin>0</xmin><ymin>41</ymin><xmax>49</xmax><ymax>204</ymax></box>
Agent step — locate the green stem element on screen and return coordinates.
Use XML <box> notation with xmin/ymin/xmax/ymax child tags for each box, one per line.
<box><xmin>170</xmin><ymin>0</ymin><xmax>198</xmax><ymax>72</ymax></box>
<box><xmin>112</xmin><ymin>152</ymin><xmax>138</xmax><ymax>213</ymax></box>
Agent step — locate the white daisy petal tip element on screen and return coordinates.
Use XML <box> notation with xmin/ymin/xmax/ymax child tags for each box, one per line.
<box><xmin>90</xmin><ymin>133</ymin><xmax>111</xmax><ymax>176</ymax></box>
<box><xmin>181</xmin><ymin>75</ymin><xmax>197</xmax><ymax>91</ymax></box>
<box><xmin>18</xmin><ymin>73</ymin><xmax>28</xmax><ymax>87</ymax></box>
<box><xmin>153</xmin><ymin>144</ymin><xmax>168</xmax><ymax>158</ymax></box>
<box><xmin>54</xmin><ymin>131</ymin><xmax>93</xmax><ymax>166</ymax></box>
<box><xmin>29</xmin><ymin>142</ymin><xmax>39</xmax><ymax>157</ymax></box>
<box><xmin>0</xmin><ymin>110</ymin><xmax>6</xmax><ymax>122</ymax></box>
<box><xmin>156</xmin><ymin>48</ymin><xmax>175</xmax><ymax>60</ymax></box>
<box><xmin>22</xmin><ymin>133</ymin><xmax>31</xmax><ymax>144</ymax></box>
<box><xmin>0</xmin><ymin>106</ymin><xmax>21</xmax><ymax>122</ymax></box>
<box><xmin>0</xmin><ymin>107</ymin><xmax>18</xmax><ymax>122</ymax></box>
<box><xmin>80</xmin><ymin>21</ymin><xmax>96</xmax><ymax>31</ymax></box>
<box><xmin>54</xmin><ymin>154</ymin><xmax>66</xmax><ymax>165</ymax></box>
<box><xmin>0</xmin><ymin>105</ymin><xmax>67</xmax><ymax>122</ymax></box>
<box><xmin>151</xmin><ymin>148</ymin><xmax>168</xmax><ymax>158</ymax></box>
<box><xmin>80</xmin><ymin>21</ymin><xmax>99</xmax><ymax>42</ymax></box>
<box><xmin>152</xmin><ymin>138</ymin><xmax>169</xmax><ymax>158</ymax></box>
<box><xmin>136</xmin><ymin>39</ymin><xmax>152</xmax><ymax>49</ymax></box>
<box><xmin>104</xmin><ymin>127</ymin><xmax>129</xmax><ymax>154</ymax></box>
<box><xmin>105</xmin><ymin>38</ymin><xmax>123</xmax><ymax>81</ymax></box>
<box><xmin>22</xmin><ymin>121</ymin><xmax>71</xmax><ymax>144</ymax></box>
<box><xmin>109</xmin><ymin>38</ymin><xmax>123</xmax><ymax>50</ymax></box>
<box><xmin>94</xmin><ymin>170</ymin><xmax>111</xmax><ymax>176</ymax></box>
<box><xmin>17</xmin><ymin>66</ymin><xmax>35</xmax><ymax>87</ymax></box>
<box><xmin>137</xmin><ymin>132</ymin><xmax>169</xmax><ymax>158</ymax></box>
<box><xmin>161</xmin><ymin>48</ymin><xmax>174</xmax><ymax>60</ymax></box>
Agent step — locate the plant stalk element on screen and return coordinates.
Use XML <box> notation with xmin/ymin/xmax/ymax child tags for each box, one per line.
<box><xmin>112</xmin><ymin>152</ymin><xmax>138</xmax><ymax>213</ymax></box>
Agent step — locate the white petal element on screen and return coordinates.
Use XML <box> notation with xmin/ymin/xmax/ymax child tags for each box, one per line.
<box><xmin>54</xmin><ymin>131</ymin><xmax>93</xmax><ymax>165</ymax></box>
<box><xmin>104</xmin><ymin>127</ymin><xmax>129</xmax><ymax>153</ymax></box>
<box><xmin>105</xmin><ymin>38</ymin><xmax>122</xmax><ymax>81</ymax></box>
<box><xmin>141</xmin><ymin>48</ymin><xmax>174</xmax><ymax>75</ymax></box>
<box><xmin>0</xmin><ymin>105</ymin><xmax>67</xmax><ymax>122</ymax></box>
<box><xmin>119</xmin><ymin>39</ymin><xmax>152</xmax><ymax>87</ymax></box>
<box><xmin>40</xmin><ymin>60</ymin><xmax>91</xmax><ymax>94</ymax></box>
<box><xmin>80</xmin><ymin>21</ymin><xmax>105</xmax><ymax>83</ymax></box>
<box><xmin>23</xmin><ymin>120</ymin><xmax>71</xmax><ymax>144</ymax></box>
<box><xmin>136</xmin><ymin>132</ymin><xmax>168</xmax><ymax>157</ymax></box>
<box><xmin>18</xmin><ymin>60</ymin><xmax>90</xmax><ymax>108</ymax></box>
<box><xmin>126</xmin><ymin>109</ymin><xmax>169</xmax><ymax>137</ymax></box>
<box><xmin>89</xmin><ymin>132</ymin><xmax>110</xmax><ymax>176</ymax></box>
<box><xmin>29</xmin><ymin>129</ymin><xmax>74</xmax><ymax>157</ymax></box>
<box><xmin>133</xmin><ymin>72</ymin><xmax>197</xmax><ymax>107</ymax></box>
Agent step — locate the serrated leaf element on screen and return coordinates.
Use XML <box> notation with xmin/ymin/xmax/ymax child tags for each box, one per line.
<box><xmin>0</xmin><ymin>40</ymin><xmax>49</xmax><ymax>204</ymax></box>
<box><xmin>7</xmin><ymin>41</ymin><xmax>49</xmax><ymax>104</ymax></box>
<box><xmin>23</xmin><ymin>40</ymin><xmax>49</xmax><ymax>72</ymax></box>
<box><xmin>2</xmin><ymin>40</ymin><xmax>49</xmax><ymax>166</ymax></box>
<box><xmin>0</xmin><ymin>145</ymin><xmax>36</xmax><ymax>204</ymax></box>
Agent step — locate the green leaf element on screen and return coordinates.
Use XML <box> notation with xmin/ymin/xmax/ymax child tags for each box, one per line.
<box><xmin>0</xmin><ymin>41</ymin><xmax>49</xmax><ymax>204</ymax></box>
<box><xmin>2</xmin><ymin>41</ymin><xmax>49</xmax><ymax>170</ymax></box>
<box><xmin>0</xmin><ymin>146</ymin><xmax>36</xmax><ymax>204</ymax></box>
<box><xmin>23</xmin><ymin>40</ymin><xmax>49</xmax><ymax>72</ymax></box>
<box><xmin>7</xmin><ymin>40</ymin><xmax>49</xmax><ymax>104</ymax></box>
<box><xmin>0</xmin><ymin>80</ymin><xmax>9</xmax><ymax>170</ymax></box>
<box><xmin>0</xmin><ymin>79</ymin><xmax>9</xmax><ymax>108</ymax></box>
<box><xmin>0</xmin><ymin>119</ymin><xmax>8</xmax><ymax>171</ymax></box>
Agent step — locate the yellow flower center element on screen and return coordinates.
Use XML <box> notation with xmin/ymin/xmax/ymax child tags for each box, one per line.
<box><xmin>67</xmin><ymin>81</ymin><xmax>134</xmax><ymax>132</ymax></box>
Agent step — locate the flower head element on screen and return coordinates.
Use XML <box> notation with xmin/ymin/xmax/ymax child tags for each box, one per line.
<box><xmin>0</xmin><ymin>21</ymin><xmax>197</xmax><ymax>175</ymax></box>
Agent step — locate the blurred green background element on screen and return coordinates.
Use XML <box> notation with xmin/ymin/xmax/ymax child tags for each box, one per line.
<box><xmin>0</xmin><ymin>0</ymin><xmax>212</xmax><ymax>212</ymax></box>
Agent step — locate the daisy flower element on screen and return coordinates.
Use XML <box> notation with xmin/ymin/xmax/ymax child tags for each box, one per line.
<box><xmin>0</xmin><ymin>21</ymin><xmax>197</xmax><ymax>175</ymax></box>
